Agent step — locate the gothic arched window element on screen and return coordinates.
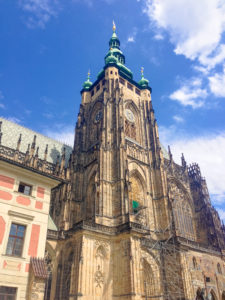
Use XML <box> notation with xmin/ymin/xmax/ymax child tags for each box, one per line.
<box><xmin>125</xmin><ymin>120</ymin><xmax>136</xmax><ymax>140</ymax></box>
<box><xmin>170</xmin><ymin>182</ymin><xmax>195</xmax><ymax>241</ymax></box>
<box><xmin>142</xmin><ymin>259</ymin><xmax>155</xmax><ymax>297</ymax></box>
<box><xmin>173</xmin><ymin>198</ymin><xmax>195</xmax><ymax>240</ymax></box>
<box><xmin>193</xmin><ymin>257</ymin><xmax>197</xmax><ymax>269</ymax></box>
<box><xmin>86</xmin><ymin>174</ymin><xmax>96</xmax><ymax>220</ymax></box>
<box><xmin>129</xmin><ymin>175</ymin><xmax>144</xmax><ymax>214</ymax></box>
<box><xmin>217</xmin><ymin>263</ymin><xmax>222</xmax><ymax>274</ymax></box>
<box><xmin>55</xmin><ymin>264</ymin><xmax>62</xmax><ymax>300</ymax></box>
<box><xmin>62</xmin><ymin>251</ymin><xmax>74</xmax><ymax>299</ymax></box>
<box><xmin>89</xmin><ymin>103</ymin><xmax>103</xmax><ymax>147</ymax></box>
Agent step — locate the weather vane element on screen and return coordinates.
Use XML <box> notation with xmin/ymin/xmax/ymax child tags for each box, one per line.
<box><xmin>113</xmin><ymin>20</ymin><xmax>116</xmax><ymax>32</ymax></box>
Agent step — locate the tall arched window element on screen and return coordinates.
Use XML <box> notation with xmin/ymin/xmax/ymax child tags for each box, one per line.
<box><xmin>217</xmin><ymin>263</ymin><xmax>222</xmax><ymax>274</ymax></box>
<box><xmin>193</xmin><ymin>257</ymin><xmax>197</xmax><ymax>269</ymax></box>
<box><xmin>62</xmin><ymin>251</ymin><xmax>74</xmax><ymax>299</ymax></box>
<box><xmin>55</xmin><ymin>264</ymin><xmax>62</xmax><ymax>300</ymax></box>
<box><xmin>173</xmin><ymin>198</ymin><xmax>195</xmax><ymax>240</ymax></box>
<box><xmin>170</xmin><ymin>182</ymin><xmax>195</xmax><ymax>241</ymax></box>
<box><xmin>129</xmin><ymin>175</ymin><xmax>144</xmax><ymax>214</ymax></box>
<box><xmin>142</xmin><ymin>259</ymin><xmax>155</xmax><ymax>297</ymax></box>
<box><xmin>125</xmin><ymin>120</ymin><xmax>136</xmax><ymax>140</ymax></box>
<box><xmin>86</xmin><ymin>174</ymin><xmax>96</xmax><ymax>220</ymax></box>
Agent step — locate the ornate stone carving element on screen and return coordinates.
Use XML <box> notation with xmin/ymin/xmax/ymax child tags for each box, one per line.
<box><xmin>95</xmin><ymin>265</ymin><xmax>104</xmax><ymax>288</ymax></box>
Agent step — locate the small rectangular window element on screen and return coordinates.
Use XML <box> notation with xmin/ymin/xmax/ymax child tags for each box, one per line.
<box><xmin>102</xmin><ymin>79</ymin><xmax>105</xmax><ymax>86</ymax></box>
<box><xmin>119</xmin><ymin>77</ymin><xmax>125</xmax><ymax>85</ymax></box>
<box><xmin>96</xmin><ymin>84</ymin><xmax>100</xmax><ymax>92</ymax></box>
<box><xmin>127</xmin><ymin>82</ymin><xmax>133</xmax><ymax>91</ymax></box>
<box><xmin>6</xmin><ymin>223</ymin><xmax>26</xmax><ymax>257</ymax></box>
<box><xmin>0</xmin><ymin>286</ymin><xmax>17</xmax><ymax>300</ymax></box>
<box><xmin>91</xmin><ymin>90</ymin><xmax>94</xmax><ymax>96</ymax></box>
<box><xmin>135</xmin><ymin>88</ymin><xmax>140</xmax><ymax>95</ymax></box>
<box><xmin>18</xmin><ymin>182</ymin><xmax>32</xmax><ymax>195</ymax></box>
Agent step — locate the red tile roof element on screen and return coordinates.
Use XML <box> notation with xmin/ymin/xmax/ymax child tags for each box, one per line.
<box><xmin>30</xmin><ymin>257</ymin><xmax>48</xmax><ymax>279</ymax></box>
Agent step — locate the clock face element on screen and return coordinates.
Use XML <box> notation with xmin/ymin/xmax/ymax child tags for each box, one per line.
<box><xmin>125</xmin><ymin>109</ymin><xmax>135</xmax><ymax>123</ymax></box>
<box><xmin>94</xmin><ymin>111</ymin><xmax>102</xmax><ymax>123</ymax></box>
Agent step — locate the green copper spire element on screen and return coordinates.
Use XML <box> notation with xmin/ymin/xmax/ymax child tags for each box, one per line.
<box><xmin>105</xmin><ymin>21</ymin><xmax>125</xmax><ymax>65</ymax></box>
<box><xmin>109</xmin><ymin>21</ymin><xmax>120</xmax><ymax>50</ymax></box>
<box><xmin>105</xmin><ymin>48</ymin><xmax>118</xmax><ymax>65</ymax></box>
<box><xmin>138</xmin><ymin>67</ymin><xmax>149</xmax><ymax>88</ymax></box>
<box><xmin>83</xmin><ymin>70</ymin><xmax>92</xmax><ymax>90</ymax></box>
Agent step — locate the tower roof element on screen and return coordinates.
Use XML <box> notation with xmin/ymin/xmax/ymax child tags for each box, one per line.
<box><xmin>104</xmin><ymin>21</ymin><xmax>133</xmax><ymax>79</ymax></box>
<box><xmin>81</xmin><ymin>23</ymin><xmax>152</xmax><ymax>93</ymax></box>
<box><xmin>138</xmin><ymin>67</ymin><xmax>149</xmax><ymax>88</ymax></box>
<box><xmin>83</xmin><ymin>71</ymin><xmax>93</xmax><ymax>90</ymax></box>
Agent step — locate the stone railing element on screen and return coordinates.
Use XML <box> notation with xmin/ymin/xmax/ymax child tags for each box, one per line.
<box><xmin>0</xmin><ymin>144</ymin><xmax>66</xmax><ymax>180</ymax></box>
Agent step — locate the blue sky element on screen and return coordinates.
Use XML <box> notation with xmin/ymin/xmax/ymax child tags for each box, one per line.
<box><xmin>0</xmin><ymin>0</ymin><xmax>225</xmax><ymax>219</ymax></box>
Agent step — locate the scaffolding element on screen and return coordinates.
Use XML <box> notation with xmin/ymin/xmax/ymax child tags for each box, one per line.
<box><xmin>141</xmin><ymin>224</ymin><xmax>185</xmax><ymax>300</ymax></box>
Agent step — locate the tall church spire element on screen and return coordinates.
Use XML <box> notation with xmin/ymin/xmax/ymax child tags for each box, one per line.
<box><xmin>103</xmin><ymin>22</ymin><xmax>134</xmax><ymax>79</ymax></box>
<box><xmin>109</xmin><ymin>21</ymin><xmax>120</xmax><ymax>50</ymax></box>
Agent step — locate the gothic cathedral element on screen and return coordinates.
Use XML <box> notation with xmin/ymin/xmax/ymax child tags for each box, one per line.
<box><xmin>48</xmin><ymin>24</ymin><xmax>225</xmax><ymax>300</ymax></box>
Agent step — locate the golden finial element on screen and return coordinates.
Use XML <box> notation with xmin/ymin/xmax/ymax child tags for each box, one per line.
<box><xmin>113</xmin><ymin>20</ymin><xmax>116</xmax><ymax>32</ymax></box>
<box><xmin>141</xmin><ymin>67</ymin><xmax>144</xmax><ymax>77</ymax></box>
<box><xmin>87</xmin><ymin>70</ymin><xmax>90</xmax><ymax>80</ymax></box>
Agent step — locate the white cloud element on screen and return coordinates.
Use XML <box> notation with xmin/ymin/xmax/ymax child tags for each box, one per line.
<box><xmin>0</xmin><ymin>103</ymin><xmax>5</xmax><ymax>109</ymax></box>
<box><xmin>173</xmin><ymin>115</ymin><xmax>184</xmax><ymax>123</ymax></box>
<box><xmin>19</xmin><ymin>0</ymin><xmax>59</xmax><ymax>28</ymax></box>
<box><xmin>154</xmin><ymin>33</ymin><xmax>164</xmax><ymax>40</ymax></box>
<box><xmin>159</xmin><ymin>126</ymin><xmax>225</xmax><ymax>207</ymax></box>
<box><xmin>43</xmin><ymin>125</ymin><xmax>74</xmax><ymax>146</ymax></box>
<box><xmin>143</xmin><ymin>0</ymin><xmax>225</xmax><ymax>69</ymax></box>
<box><xmin>143</xmin><ymin>0</ymin><xmax>225</xmax><ymax>106</ymax></box>
<box><xmin>169</xmin><ymin>78</ymin><xmax>207</xmax><ymax>108</ymax></box>
<box><xmin>127</xmin><ymin>27</ymin><xmax>137</xmax><ymax>44</ymax></box>
<box><xmin>208</xmin><ymin>65</ymin><xmax>225</xmax><ymax>97</ymax></box>
<box><xmin>193</xmin><ymin>65</ymin><xmax>209</xmax><ymax>75</ymax></box>
<box><xmin>127</xmin><ymin>36</ymin><xmax>135</xmax><ymax>43</ymax></box>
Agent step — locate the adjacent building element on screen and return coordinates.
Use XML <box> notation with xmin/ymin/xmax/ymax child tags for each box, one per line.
<box><xmin>0</xmin><ymin>118</ymin><xmax>72</xmax><ymax>299</ymax></box>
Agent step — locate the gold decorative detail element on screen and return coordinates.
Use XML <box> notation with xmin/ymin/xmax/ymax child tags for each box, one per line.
<box><xmin>113</xmin><ymin>20</ymin><xmax>116</xmax><ymax>32</ymax></box>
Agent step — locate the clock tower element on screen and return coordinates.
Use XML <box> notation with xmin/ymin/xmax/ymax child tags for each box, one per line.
<box><xmin>50</xmin><ymin>23</ymin><xmax>170</xmax><ymax>300</ymax></box>
<box><xmin>48</xmin><ymin>23</ymin><xmax>225</xmax><ymax>300</ymax></box>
